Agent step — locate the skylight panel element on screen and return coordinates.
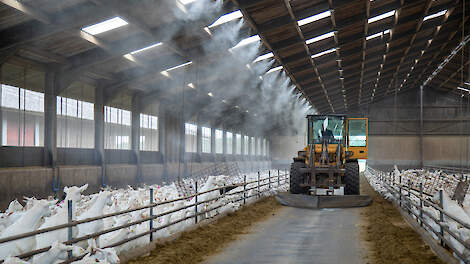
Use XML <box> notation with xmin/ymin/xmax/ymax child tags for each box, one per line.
<box><xmin>253</xmin><ymin>52</ymin><xmax>274</xmax><ymax>62</ymax></box>
<box><xmin>179</xmin><ymin>0</ymin><xmax>196</xmax><ymax>4</ymax></box>
<box><xmin>423</xmin><ymin>10</ymin><xmax>447</xmax><ymax>21</ymax></box>
<box><xmin>160</xmin><ymin>61</ymin><xmax>193</xmax><ymax>77</ymax></box>
<box><xmin>231</xmin><ymin>35</ymin><xmax>260</xmax><ymax>49</ymax></box>
<box><xmin>129</xmin><ymin>42</ymin><xmax>163</xmax><ymax>54</ymax></box>
<box><xmin>458</xmin><ymin>87</ymin><xmax>470</xmax><ymax>92</ymax></box>
<box><xmin>311</xmin><ymin>48</ymin><xmax>336</xmax><ymax>58</ymax></box>
<box><xmin>82</xmin><ymin>17</ymin><xmax>128</xmax><ymax>35</ymax></box>
<box><xmin>366</xmin><ymin>29</ymin><xmax>390</xmax><ymax>40</ymax></box>
<box><xmin>306</xmin><ymin>31</ymin><xmax>334</xmax><ymax>44</ymax></box>
<box><xmin>163</xmin><ymin>61</ymin><xmax>193</xmax><ymax>72</ymax></box>
<box><xmin>298</xmin><ymin>10</ymin><xmax>331</xmax><ymax>26</ymax></box>
<box><xmin>368</xmin><ymin>10</ymin><xmax>395</xmax><ymax>23</ymax></box>
<box><xmin>208</xmin><ymin>10</ymin><xmax>243</xmax><ymax>28</ymax></box>
<box><xmin>266</xmin><ymin>66</ymin><xmax>283</xmax><ymax>74</ymax></box>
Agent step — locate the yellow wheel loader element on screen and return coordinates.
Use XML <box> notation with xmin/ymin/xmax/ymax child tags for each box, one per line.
<box><xmin>276</xmin><ymin>115</ymin><xmax>372</xmax><ymax>209</ymax></box>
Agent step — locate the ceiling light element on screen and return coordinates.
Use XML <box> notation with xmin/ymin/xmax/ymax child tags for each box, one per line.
<box><xmin>297</xmin><ymin>10</ymin><xmax>331</xmax><ymax>26</ymax></box>
<box><xmin>204</xmin><ymin>27</ymin><xmax>212</xmax><ymax>36</ymax></box>
<box><xmin>208</xmin><ymin>92</ymin><xmax>213</xmax><ymax>97</ymax></box>
<box><xmin>208</xmin><ymin>10</ymin><xmax>243</xmax><ymax>28</ymax></box>
<box><xmin>161</xmin><ymin>61</ymin><xmax>193</xmax><ymax>72</ymax></box>
<box><xmin>311</xmin><ymin>48</ymin><xmax>336</xmax><ymax>58</ymax></box>
<box><xmin>458</xmin><ymin>87</ymin><xmax>470</xmax><ymax>93</ymax></box>
<box><xmin>123</xmin><ymin>54</ymin><xmax>136</xmax><ymax>62</ymax></box>
<box><xmin>178</xmin><ymin>0</ymin><xmax>196</xmax><ymax>4</ymax></box>
<box><xmin>366</xmin><ymin>29</ymin><xmax>390</xmax><ymax>40</ymax></box>
<box><xmin>82</xmin><ymin>17</ymin><xmax>128</xmax><ymax>35</ymax></box>
<box><xmin>253</xmin><ymin>52</ymin><xmax>274</xmax><ymax>62</ymax></box>
<box><xmin>306</xmin><ymin>31</ymin><xmax>334</xmax><ymax>44</ymax></box>
<box><xmin>266</xmin><ymin>66</ymin><xmax>283</xmax><ymax>74</ymax></box>
<box><xmin>423</xmin><ymin>10</ymin><xmax>447</xmax><ymax>21</ymax></box>
<box><xmin>232</xmin><ymin>35</ymin><xmax>260</xmax><ymax>49</ymax></box>
<box><xmin>188</xmin><ymin>83</ymin><xmax>195</xmax><ymax>89</ymax></box>
<box><xmin>368</xmin><ymin>10</ymin><xmax>395</xmax><ymax>23</ymax></box>
<box><xmin>129</xmin><ymin>42</ymin><xmax>163</xmax><ymax>55</ymax></box>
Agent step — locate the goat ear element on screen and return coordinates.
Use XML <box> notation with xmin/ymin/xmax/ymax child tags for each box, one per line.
<box><xmin>80</xmin><ymin>184</ymin><xmax>89</xmax><ymax>192</ymax></box>
<box><xmin>64</xmin><ymin>186</ymin><xmax>69</xmax><ymax>193</ymax></box>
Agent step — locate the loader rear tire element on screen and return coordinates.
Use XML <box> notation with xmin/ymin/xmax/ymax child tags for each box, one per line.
<box><xmin>344</xmin><ymin>161</ymin><xmax>360</xmax><ymax>195</ymax></box>
<box><xmin>290</xmin><ymin>162</ymin><xmax>309</xmax><ymax>194</ymax></box>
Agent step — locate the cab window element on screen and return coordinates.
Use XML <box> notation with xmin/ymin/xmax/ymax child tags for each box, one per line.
<box><xmin>348</xmin><ymin>119</ymin><xmax>367</xmax><ymax>147</ymax></box>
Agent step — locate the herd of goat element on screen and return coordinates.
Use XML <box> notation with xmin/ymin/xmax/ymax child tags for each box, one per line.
<box><xmin>0</xmin><ymin>170</ymin><xmax>286</xmax><ymax>263</ymax></box>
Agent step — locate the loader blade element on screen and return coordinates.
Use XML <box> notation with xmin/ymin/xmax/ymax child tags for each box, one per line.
<box><xmin>275</xmin><ymin>193</ymin><xmax>372</xmax><ymax>209</ymax></box>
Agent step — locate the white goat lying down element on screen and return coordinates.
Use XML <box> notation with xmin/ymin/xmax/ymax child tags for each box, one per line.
<box><xmin>0</xmin><ymin>170</ymin><xmax>283</xmax><ymax>263</ymax></box>
<box><xmin>366</xmin><ymin>167</ymin><xmax>470</xmax><ymax>263</ymax></box>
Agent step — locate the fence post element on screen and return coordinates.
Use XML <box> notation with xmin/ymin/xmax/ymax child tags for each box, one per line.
<box><xmin>67</xmin><ymin>200</ymin><xmax>73</xmax><ymax>260</ymax></box>
<box><xmin>407</xmin><ymin>179</ymin><xmax>411</xmax><ymax>213</ymax></box>
<box><xmin>268</xmin><ymin>170</ymin><xmax>271</xmax><ymax>189</ymax></box>
<box><xmin>287</xmin><ymin>169</ymin><xmax>290</xmax><ymax>190</ymax></box>
<box><xmin>278</xmin><ymin>170</ymin><xmax>280</xmax><ymax>187</ymax></box>
<box><xmin>257</xmin><ymin>171</ymin><xmax>260</xmax><ymax>198</ymax></box>
<box><xmin>399</xmin><ymin>175</ymin><xmax>402</xmax><ymax>207</ymax></box>
<box><xmin>195</xmin><ymin>181</ymin><xmax>198</xmax><ymax>224</ymax></box>
<box><xmin>149</xmin><ymin>188</ymin><xmax>153</xmax><ymax>242</ymax></box>
<box><xmin>439</xmin><ymin>189</ymin><xmax>444</xmax><ymax>246</ymax></box>
<box><xmin>419</xmin><ymin>183</ymin><xmax>423</xmax><ymax>227</ymax></box>
<box><xmin>243</xmin><ymin>175</ymin><xmax>246</xmax><ymax>205</ymax></box>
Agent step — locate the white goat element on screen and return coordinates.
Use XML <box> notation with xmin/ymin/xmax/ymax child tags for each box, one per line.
<box><xmin>32</xmin><ymin>241</ymin><xmax>84</xmax><ymax>264</ymax></box>
<box><xmin>76</xmin><ymin>191</ymin><xmax>113</xmax><ymax>248</ymax></box>
<box><xmin>35</xmin><ymin>184</ymin><xmax>88</xmax><ymax>256</ymax></box>
<box><xmin>0</xmin><ymin>200</ymin><xmax>53</xmax><ymax>260</ymax></box>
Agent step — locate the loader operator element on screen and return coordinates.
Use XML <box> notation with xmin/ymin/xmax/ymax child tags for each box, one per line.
<box><xmin>321</xmin><ymin>121</ymin><xmax>334</xmax><ymax>142</ymax></box>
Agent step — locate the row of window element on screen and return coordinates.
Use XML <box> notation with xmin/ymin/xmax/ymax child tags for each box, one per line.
<box><xmin>1</xmin><ymin>85</ymin><xmax>268</xmax><ymax>156</ymax></box>
<box><xmin>1</xmin><ymin>84</ymin><xmax>158</xmax><ymax>151</ymax></box>
<box><xmin>185</xmin><ymin>123</ymin><xmax>268</xmax><ymax>156</ymax></box>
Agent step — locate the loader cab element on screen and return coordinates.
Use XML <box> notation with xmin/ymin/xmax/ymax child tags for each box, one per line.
<box><xmin>346</xmin><ymin>118</ymin><xmax>368</xmax><ymax>160</ymax></box>
<box><xmin>307</xmin><ymin>115</ymin><xmax>345</xmax><ymax>145</ymax></box>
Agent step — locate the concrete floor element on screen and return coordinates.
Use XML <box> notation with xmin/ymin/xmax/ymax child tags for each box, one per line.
<box><xmin>205</xmin><ymin>206</ymin><xmax>365</xmax><ymax>264</ymax></box>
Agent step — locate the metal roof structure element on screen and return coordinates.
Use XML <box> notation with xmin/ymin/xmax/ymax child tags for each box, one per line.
<box><xmin>0</xmin><ymin>0</ymin><xmax>468</xmax><ymax>114</ymax></box>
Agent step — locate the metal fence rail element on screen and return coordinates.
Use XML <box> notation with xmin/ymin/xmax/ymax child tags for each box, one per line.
<box><xmin>424</xmin><ymin>165</ymin><xmax>470</xmax><ymax>175</ymax></box>
<box><xmin>0</xmin><ymin>169</ymin><xmax>289</xmax><ymax>264</ymax></box>
<box><xmin>367</xmin><ymin>167</ymin><xmax>470</xmax><ymax>263</ymax></box>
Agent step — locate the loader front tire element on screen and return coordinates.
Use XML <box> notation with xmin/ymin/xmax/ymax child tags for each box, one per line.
<box><xmin>290</xmin><ymin>162</ymin><xmax>309</xmax><ymax>194</ymax></box>
<box><xmin>344</xmin><ymin>161</ymin><xmax>360</xmax><ymax>195</ymax></box>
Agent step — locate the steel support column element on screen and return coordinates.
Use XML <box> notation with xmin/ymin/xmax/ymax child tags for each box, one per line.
<box><xmin>44</xmin><ymin>71</ymin><xmax>57</xmax><ymax>167</ymax></box>
<box><xmin>158</xmin><ymin>104</ymin><xmax>167</xmax><ymax>183</ymax></box>
<box><xmin>419</xmin><ymin>86</ymin><xmax>424</xmax><ymax>168</ymax></box>
<box><xmin>196</xmin><ymin>121</ymin><xmax>202</xmax><ymax>154</ymax></box>
<box><xmin>222</xmin><ymin>130</ymin><xmax>227</xmax><ymax>155</ymax></box>
<box><xmin>94</xmin><ymin>86</ymin><xmax>105</xmax><ymax>186</ymax></box>
<box><xmin>210</xmin><ymin>126</ymin><xmax>216</xmax><ymax>155</ymax></box>
<box><xmin>131</xmin><ymin>95</ymin><xmax>141</xmax><ymax>185</ymax></box>
<box><xmin>179</xmin><ymin>113</ymin><xmax>185</xmax><ymax>181</ymax></box>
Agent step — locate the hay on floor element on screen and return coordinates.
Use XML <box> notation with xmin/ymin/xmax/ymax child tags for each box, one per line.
<box><xmin>128</xmin><ymin>197</ymin><xmax>281</xmax><ymax>264</ymax></box>
<box><xmin>360</xmin><ymin>175</ymin><xmax>444</xmax><ymax>264</ymax></box>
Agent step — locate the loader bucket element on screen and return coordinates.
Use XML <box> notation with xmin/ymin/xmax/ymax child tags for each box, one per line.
<box><xmin>275</xmin><ymin>193</ymin><xmax>372</xmax><ymax>209</ymax></box>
